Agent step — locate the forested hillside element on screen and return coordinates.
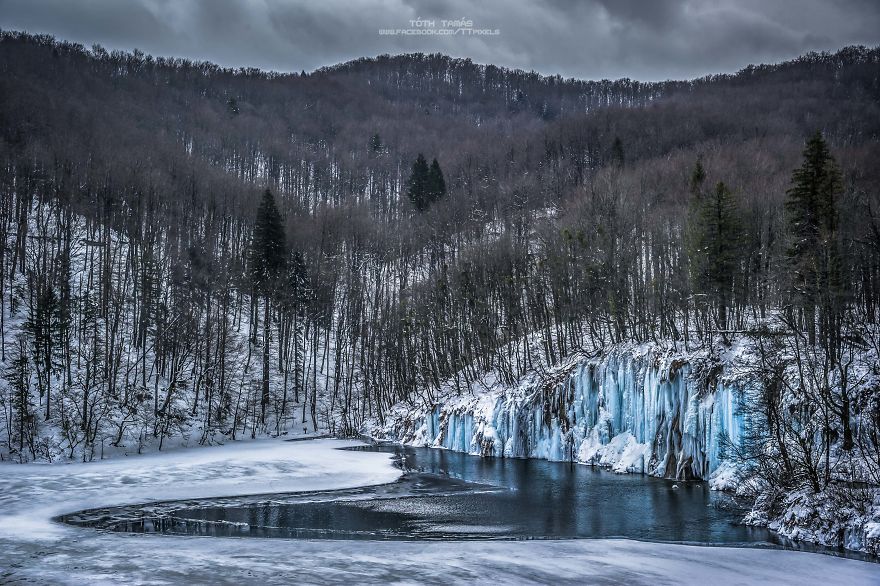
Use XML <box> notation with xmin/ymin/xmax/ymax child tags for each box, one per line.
<box><xmin>1</xmin><ymin>30</ymin><xmax>879</xmax><ymax>469</ymax></box>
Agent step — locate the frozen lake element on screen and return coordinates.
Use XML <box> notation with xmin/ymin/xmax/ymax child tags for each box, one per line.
<box><xmin>60</xmin><ymin>444</ymin><xmax>865</xmax><ymax>558</ymax></box>
<box><xmin>3</xmin><ymin>439</ymin><xmax>877</xmax><ymax>583</ymax></box>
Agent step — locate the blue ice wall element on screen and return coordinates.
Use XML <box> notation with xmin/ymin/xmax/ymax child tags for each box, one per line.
<box><xmin>393</xmin><ymin>350</ymin><xmax>745</xmax><ymax>480</ymax></box>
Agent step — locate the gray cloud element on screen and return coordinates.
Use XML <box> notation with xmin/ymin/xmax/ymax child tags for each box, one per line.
<box><xmin>0</xmin><ymin>0</ymin><xmax>877</xmax><ymax>80</ymax></box>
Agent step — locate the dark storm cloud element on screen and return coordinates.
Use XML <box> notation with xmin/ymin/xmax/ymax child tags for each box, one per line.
<box><xmin>0</xmin><ymin>0</ymin><xmax>877</xmax><ymax>80</ymax></box>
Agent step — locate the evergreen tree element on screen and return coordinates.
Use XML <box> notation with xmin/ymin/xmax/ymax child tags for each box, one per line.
<box><xmin>249</xmin><ymin>189</ymin><xmax>287</xmax><ymax>423</ymax></box>
<box><xmin>689</xmin><ymin>157</ymin><xmax>706</xmax><ymax>196</ymax></box>
<box><xmin>427</xmin><ymin>158</ymin><xmax>446</xmax><ymax>205</ymax></box>
<box><xmin>26</xmin><ymin>279</ymin><xmax>61</xmax><ymax>420</ymax></box>
<box><xmin>785</xmin><ymin>132</ymin><xmax>843</xmax><ymax>348</ymax></box>
<box><xmin>407</xmin><ymin>154</ymin><xmax>431</xmax><ymax>211</ymax></box>
<box><xmin>369</xmin><ymin>133</ymin><xmax>383</xmax><ymax>153</ymax></box>
<box><xmin>250</xmin><ymin>189</ymin><xmax>287</xmax><ymax>294</ymax></box>
<box><xmin>687</xmin><ymin>180</ymin><xmax>742</xmax><ymax>330</ymax></box>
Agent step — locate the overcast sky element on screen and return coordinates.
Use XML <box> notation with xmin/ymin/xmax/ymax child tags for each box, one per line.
<box><xmin>1</xmin><ymin>0</ymin><xmax>878</xmax><ymax>81</ymax></box>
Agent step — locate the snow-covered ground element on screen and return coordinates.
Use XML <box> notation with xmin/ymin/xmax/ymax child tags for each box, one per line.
<box><xmin>0</xmin><ymin>438</ymin><xmax>400</xmax><ymax>540</ymax></box>
<box><xmin>0</xmin><ymin>439</ymin><xmax>876</xmax><ymax>585</ymax></box>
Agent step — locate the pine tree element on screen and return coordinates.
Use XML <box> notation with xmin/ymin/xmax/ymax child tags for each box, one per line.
<box><xmin>250</xmin><ymin>189</ymin><xmax>287</xmax><ymax>294</ymax></box>
<box><xmin>427</xmin><ymin>158</ymin><xmax>446</xmax><ymax>205</ymax></box>
<box><xmin>689</xmin><ymin>157</ymin><xmax>706</xmax><ymax>196</ymax></box>
<box><xmin>407</xmin><ymin>154</ymin><xmax>431</xmax><ymax>211</ymax></box>
<box><xmin>687</xmin><ymin>180</ymin><xmax>741</xmax><ymax>330</ymax></box>
<box><xmin>785</xmin><ymin>131</ymin><xmax>843</xmax><ymax>348</ymax></box>
<box><xmin>249</xmin><ymin>189</ymin><xmax>287</xmax><ymax>424</ymax></box>
<box><xmin>369</xmin><ymin>133</ymin><xmax>383</xmax><ymax>154</ymax></box>
<box><xmin>26</xmin><ymin>279</ymin><xmax>61</xmax><ymax>420</ymax></box>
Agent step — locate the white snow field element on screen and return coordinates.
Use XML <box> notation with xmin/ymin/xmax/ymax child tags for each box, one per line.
<box><xmin>0</xmin><ymin>439</ymin><xmax>877</xmax><ymax>585</ymax></box>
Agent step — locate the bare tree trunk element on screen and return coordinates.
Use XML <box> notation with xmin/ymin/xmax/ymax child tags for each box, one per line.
<box><xmin>262</xmin><ymin>297</ymin><xmax>270</xmax><ymax>425</ymax></box>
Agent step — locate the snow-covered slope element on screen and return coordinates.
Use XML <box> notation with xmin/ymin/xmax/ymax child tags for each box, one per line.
<box><xmin>0</xmin><ymin>201</ymin><xmax>346</xmax><ymax>462</ymax></box>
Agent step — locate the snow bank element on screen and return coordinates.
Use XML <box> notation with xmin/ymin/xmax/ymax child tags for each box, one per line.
<box><xmin>4</xmin><ymin>530</ymin><xmax>878</xmax><ymax>584</ymax></box>
<box><xmin>0</xmin><ymin>438</ymin><xmax>401</xmax><ymax>540</ymax></box>
<box><xmin>751</xmin><ymin>486</ymin><xmax>880</xmax><ymax>556</ymax></box>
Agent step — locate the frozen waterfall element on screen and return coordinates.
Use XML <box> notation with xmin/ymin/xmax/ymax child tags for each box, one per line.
<box><xmin>389</xmin><ymin>349</ymin><xmax>745</xmax><ymax>481</ymax></box>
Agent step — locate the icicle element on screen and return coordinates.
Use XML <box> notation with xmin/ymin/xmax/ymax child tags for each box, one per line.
<box><xmin>397</xmin><ymin>348</ymin><xmax>744</xmax><ymax>480</ymax></box>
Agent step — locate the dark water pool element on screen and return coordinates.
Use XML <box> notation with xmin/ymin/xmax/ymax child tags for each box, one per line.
<box><xmin>58</xmin><ymin>444</ymin><xmax>872</xmax><ymax>560</ymax></box>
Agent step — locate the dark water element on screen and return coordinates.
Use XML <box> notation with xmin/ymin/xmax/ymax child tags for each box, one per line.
<box><xmin>58</xmin><ymin>444</ymin><xmax>872</xmax><ymax>559</ymax></box>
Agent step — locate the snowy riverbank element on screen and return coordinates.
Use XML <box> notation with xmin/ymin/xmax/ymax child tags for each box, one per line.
<box><xmin>1</xmin><ymin>438</ymin><xmax>877</xmax><ymax>584</ymax></box>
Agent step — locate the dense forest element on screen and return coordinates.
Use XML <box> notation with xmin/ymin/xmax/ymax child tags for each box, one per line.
<box><xmin>0</xmin><ymin>28</ymin><xmax>879</xmax><ymax>494</ymax></box>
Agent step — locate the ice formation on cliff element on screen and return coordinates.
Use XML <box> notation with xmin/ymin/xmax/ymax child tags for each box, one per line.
<box><xmin>389</xmin><ymin>348</ymin><xmax>744</xmax><ymax>480</ymax></box>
